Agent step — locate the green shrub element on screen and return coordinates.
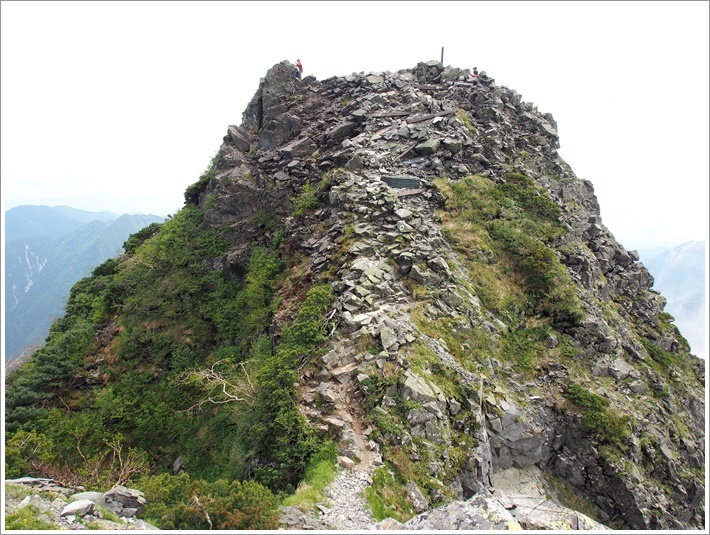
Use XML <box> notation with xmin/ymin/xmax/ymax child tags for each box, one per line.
<box><xmin>292</xmin><ymin>181</ymin><xmax>319</xmax><ymax>216</ymax></box>
<box><xmin>4</xmin><ymin>204</ymin><xmax>245</xmax><ymax>483</ymax></box>
<box><xmin>3</xmin><ymin>159</ymin><xmax>336</xmax><ymax>503</ymax></box>
<box><xmin>122</xmin><ymin>223</ymin><xmax>162</xmax><ymax>255</ymax></box>
<box><xmin>4</xmin><ymin>430</ymin><xmax>55</xmax><ymax>479</ymax></box>
<box><xmin>242</xmin><ymin>247</ymin><xmax>285</xmax><ymax>339</ymax></box>
<box><xmin>641</xmin><ymin>339</ymin><xmax>676</xmax><ymax>369</ymax></box>
<box><xmin>138</xmin><ymin>472</ymin><xmax>278</xmax><ymax>530</ymax></box>
<box><xmin>254</xmin><ymin>210</ymin><xmax>278</xmax><ymax>230</ymax></box>
<box><xmin>248</xmin><ymin>284</ymin><xmax>335</xmax><ymax>492</ymax></box>
<box><xmin>184</xmin><ymin>153</ymin><xmax>218</xmax><ymax>205</ymax></box>
<box><xmin>564</xmin><ymin>382</ymin><xmax>630</xmax><ymax>445</ymax></box>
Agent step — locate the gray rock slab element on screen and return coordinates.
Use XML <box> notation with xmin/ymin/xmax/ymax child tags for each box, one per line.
<box><xmin>61</xmin><ymin>499</ymin><xmax>96</xmax><ymax>517</ymax></box>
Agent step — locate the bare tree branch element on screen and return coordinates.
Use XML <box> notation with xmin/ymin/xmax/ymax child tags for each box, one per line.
<box><xmin>192</xmin><ymin>495</ymin><xmax>212</xmax><ymax>530</ymax></box>
<box><xmin>179</xmin><ymin>360</ymin><xmax>257</xmax><ymax>414</ymax></box>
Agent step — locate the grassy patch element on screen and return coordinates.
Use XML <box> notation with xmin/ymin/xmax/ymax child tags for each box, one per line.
<box><xmin>408</xmin><ymin>342</ymin><xmax>461</xmax><ymax>399</ymax></box>
<box><xmin>5</xmin><ymin>505</ymin><xmax>56</xmax><ymax>530</ymax></box>
<box><xmin>456</xmin><ymin>109</ymin><xmax>478</xmax><ymax>136</ymax></box>
<box><xmin>546</xmin><ymin>473</ymin><xmax>598</xmax><ymax>520</ymax></box>
<box><xmin>363</xmin><ymin>466</ymin><xmax>416</xmax><ymax>522</ymax></box>
<box><xmin>501</xmin><ymin>327</ymin><xmax>542</xmax><ymax>373</ymax></box>
<box><xmin>4</xmin><ymin>484</ymin><xmax>32</xmax><ymax>500</ymax></box>
<box><xmin>291</xmin><ymin>173</ymin><xmax>336</xmax><ymax>217</ymax></box>
<box><xmin>410</xmin><ymin>306</ymin><xmax>495</xmax><ymax>372</ymax></box>
<box><xmin>432</xmin><ymin>173</ymin><xmax>584</xmax><ymax>326</ymax></box>
<box><xmin>563</xmin><ymin>381</ymin><xmax>631</xmax><ymax>446</ymax></box>
<box><xmin>281</xmin><ymin>442</ymin><xmax>338</xmax><ymax>512</ymax></box>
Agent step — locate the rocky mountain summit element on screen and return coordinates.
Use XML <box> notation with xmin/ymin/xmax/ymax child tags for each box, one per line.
<box><xmin>5</xmin><ymin>59</ymin><xmax>705</xmax><ymax>531</ymax></box>
<box><xmin>199</xmin><ymin>60</ymin><xmax>704</xmax><ymax>529</ymax></box>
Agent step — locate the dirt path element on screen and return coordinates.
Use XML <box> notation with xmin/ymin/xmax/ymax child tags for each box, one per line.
<box><xmin>314</xmin><ymin>381</ymin><xmax>380</xmax><ymax>530</ymax></box>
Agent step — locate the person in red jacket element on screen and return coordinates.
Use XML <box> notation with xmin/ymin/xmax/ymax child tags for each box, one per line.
<box><xmin>294</xmin><ymin>59</ymin><xmax>303</xmax><ymax>80</ymax></box>
<box><xmin>471</xmin><ymin>67</ymin><xmax>479</xmax><ymax>80</ymax></box>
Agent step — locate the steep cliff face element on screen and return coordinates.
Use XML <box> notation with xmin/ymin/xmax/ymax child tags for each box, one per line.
<box><xmin>5</xmin><ymin>61</ymin><xmax>704</xmax><ymax>530</ymax></box>
<box><xmin>192</xmin><ymin>60</ymin><xmax>704</xmax><ymax>529</ymax></box>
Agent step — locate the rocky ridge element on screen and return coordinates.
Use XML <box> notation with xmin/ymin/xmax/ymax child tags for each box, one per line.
<box><xmin>191</xmin><ymin>59</ymin><xmax>706</xmax><ymax>530</ymax></box>
<box><xmin>5</xmin><ymin>58</ymin><xmax>705</xmax><ymax>532</ymax></box>
<box><xmin>193</xmin><ymin>59</ymin><xmax>706</xmax><ymax>530</ymax></box>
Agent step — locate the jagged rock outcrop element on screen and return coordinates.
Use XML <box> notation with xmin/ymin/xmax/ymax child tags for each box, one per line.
<box><xmin>188</xmin><ymin>59</ymin><xmax>705</xmax><ymax>530</ymax></box>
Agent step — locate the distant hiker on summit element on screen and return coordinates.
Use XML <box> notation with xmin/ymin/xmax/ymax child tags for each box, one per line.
<box><xmin>294</xmin><ymin>59</ymin><xmax>303</xmax><ymax>80</ymax></box>
<box><xmin>470</xmin><ymin>67</ymin><xmax>478</xmax><ymax>80</ymax></box>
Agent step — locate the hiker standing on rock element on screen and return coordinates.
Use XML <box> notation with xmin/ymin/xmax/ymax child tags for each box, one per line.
<box><xmin>470</xmin><ymin>67</ymin><xmax>479</xmax><ymax>80</ymax></box>
<box><xmin>294</xmin><ymin>59</ymin><xmax>303</xmax><ymax>80</ymax></box>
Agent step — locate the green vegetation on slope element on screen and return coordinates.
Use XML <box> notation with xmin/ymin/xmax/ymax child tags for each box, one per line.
<box><xmin>420</xmin><ymin>172</ymin><xmax>584</xmax><ymax>380</ymax></box>
<box><xmin>4</xmin><ymin>165</ymin><xmax>336</xmax><ymax>527</ymax></box>
<box><xmin>435</xmin><ymin>172</ymin><xmax>583</xmax><ymax>326</ymax></box>
<box><xmin>137</xmin><ymin>472</ymin><xmax>278</xmax><ymax>529</ymax></box>
<box><xmin>281</xmin><ymin>441</ymin><xmax>338</xmax><ymax>512</ymax></box>
<box><xmin>563</xmin><ymin>381</ymin><xmax>631</xmax><ymax>446</ymax></box>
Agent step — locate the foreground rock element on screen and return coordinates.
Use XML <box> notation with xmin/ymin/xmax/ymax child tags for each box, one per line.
<box><xmin>378</xmin><ymin>488</ymin><xmax>608</xmax><ymax>530</ymax></box>
<box><xmin>4</xmin><ymin>477</ymin><xmax>158</xmax><ymax>530</ymax></box>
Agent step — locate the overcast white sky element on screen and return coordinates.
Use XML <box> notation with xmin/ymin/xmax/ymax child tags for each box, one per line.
<box><xmin>1</xmin><ymin>1</ymin><xmax>708</xmax><ymax>253</ymax></box>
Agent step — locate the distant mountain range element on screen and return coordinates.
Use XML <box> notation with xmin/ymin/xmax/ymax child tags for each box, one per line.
<box><xmin>4</xmin><ymin>205</ymin><xmax>164</xmax><ymax>362</ymax></box>
<box><xmin>638</xmin><ymin>241</ymin><xmax>706</xmax><ymax>358</ymax></box>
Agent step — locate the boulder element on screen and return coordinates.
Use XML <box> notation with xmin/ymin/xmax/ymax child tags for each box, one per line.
<box><xmin>406</xmin><ymin>481</ymin><xmax>429</xmax><ymax>513</ymax></box>
<box><xmin>259</xmin><ymin>113</ymin><xmax>302</xmax><ymax>150</ymax></box>
<box><xmin>414</xmin><ymin>138</ymin><xmax>441</xmax><ymax>155</ymax></box>
<box><xmin>104</xmin><ymin>485</ymin><xmax>146</xmax><ymax>517</ymax></box>
<box><xmin>280</xmin><ymin>137</ymin><xmax>317</xmax><ymax>159</ymax></box>
<box><xmin>401</xmin><ymin>371</ymin><xmax>446</xmax><ymax>415</ymax></box>
<box><xmin>404</xmin><ymin>489</ymin><xmax>522</xmax><ymax>530</ymax></box>
<box><xmin>337</xmin><ymin>456</ymin><xmax>356</xmax><ymax>470</ymax></box>
<box><xmin>227</xmin><ymin>125</ymin><xmax>252</xmax><ymax>153</ymax></box>
<box><xmin>609</xmin><ymin>357</ymin><xmax>635</xmax><ymax>380</ymax></box>
<box><xmin>69</xmin><ymin>491</ymin><xmax>105</xmax><ymax>505</ymax></box>
<box><xmin>60</xmin><ymin>499</ymin><xmax>95</xmax><ymax>517</ymax></box>
<box><xmin>327</xmin><ymin>122</ymin><xmax>357</xmax><ymax>141</ymax></box>
<box><xmin>495</xmin><ymin>492</ymin><xmax>609</xmax><ymax>530</ymax></box>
